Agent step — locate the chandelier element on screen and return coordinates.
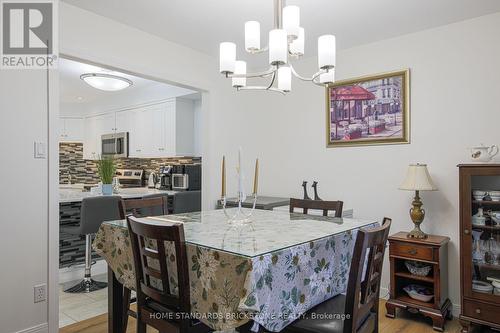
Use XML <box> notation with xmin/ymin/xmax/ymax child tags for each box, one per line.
<box><xmin>219</xmin><ymin>0</ymin><xmax>336</xmax><ymax>94</ymax></box>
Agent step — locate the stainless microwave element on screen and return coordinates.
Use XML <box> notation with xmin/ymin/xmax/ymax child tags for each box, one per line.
<box><xmin>101</xmin><ymin>132</ymin><xmax>128</xmax><ymax>158</ymax></box>
<box><xmin>172</xmin><ymin>174</ymin><xmax>189</xmax><ymax>190</ymax></box>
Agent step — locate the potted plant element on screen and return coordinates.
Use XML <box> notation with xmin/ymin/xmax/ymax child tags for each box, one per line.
<box><xmin>97</xmin><ymin>156</ymin><xmax>116</xmax><ymax>195</ymax></box>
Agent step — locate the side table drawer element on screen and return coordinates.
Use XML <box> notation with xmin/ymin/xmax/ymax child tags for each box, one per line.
<box><xmin>463</xmin><ymin>300</ymin><xmax>500</xmax><ymax>325</ymax></box>
<box><xmin>390</xmin><ymin>242</ymin><xmax>434</xmax><ymax>261</ymax></box>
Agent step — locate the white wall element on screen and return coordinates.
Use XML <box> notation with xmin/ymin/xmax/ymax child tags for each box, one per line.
<box><xmin>204</xmin><ymin>12</ymin><xmax>500</xmax><ymax>314</ymax></box>
<box><xmin>0</xmin><ymin>68</ymin><xmax>58</xmax><ymax>333</ymax></box>
<box><xmin>193</xmin><ymin>99</ymin><xmax>203</xmax><ymax>156</ymax></box>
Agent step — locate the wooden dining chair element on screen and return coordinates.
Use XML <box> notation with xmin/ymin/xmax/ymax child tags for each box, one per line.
<box><xmin>289</xmin><ymin>198</ymin><xmax>344</xmax><ymax>217</ymax></box>
<box><xmin>119</xmin><ymin>196</ymin><xmax>168</xmax><ymax>220</ymax></box>
<box><xmin>119</xmin><ymin>196</ymin><xmax>168</xmax><ymax>333</ymax></box>
<box><xmin>127</xmin><ymin>215</ymin><xmax>211</xmax><ymax>333</ymax></box>
<box><xmin>283</xmin><ymin>217</ymin><xmax>392</xmax><ymax>333</ymax></box>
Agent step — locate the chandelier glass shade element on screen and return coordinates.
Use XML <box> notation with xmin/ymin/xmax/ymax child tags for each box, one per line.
<box><xmin>219</xmin><ymin>0</ymin><xmax>336</xmax><ymax>94</ymax></box>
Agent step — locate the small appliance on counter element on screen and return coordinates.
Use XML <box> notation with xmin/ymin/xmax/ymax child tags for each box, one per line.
<box><xmin>158</xmin><ymin>165</ymin><xmax>173</xmax><ymax>190</ymax></box>
<box><xmin>172</xmin><ymin>173</ymin><xmax>189</xmax><ymax>190</ymax></box>
<box><xmin>148</xmin><ymin>172</ymin><xmax>158</xmax><ymax>188</ymax></box>
<box><xmin>171</xmin><ymin>164</ymin><xmax>202</xmax><ymax>191</ymax></box>
<box><xmin>115</xmin><ymin>169</ymin><xmax>144</xmax><ymax>188</ymax></box>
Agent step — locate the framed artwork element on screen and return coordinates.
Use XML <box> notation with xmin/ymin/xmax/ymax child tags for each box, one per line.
<box><xmin>326</xmin><ymin>69</ymin><xmax>410</xmax><ymax>147</ymax></box>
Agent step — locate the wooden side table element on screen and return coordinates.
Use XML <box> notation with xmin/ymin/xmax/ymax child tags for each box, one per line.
<box><xmin>385</xmin><ymin>232</ymin><xmax>452</xmax><ymax>331</ymax></box>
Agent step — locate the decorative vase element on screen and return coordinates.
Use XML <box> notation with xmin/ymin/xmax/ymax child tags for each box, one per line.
<box><xmin>102</xmin><ymin>184</ymin><xmax>113</xmax><ymax>196</ymax></box>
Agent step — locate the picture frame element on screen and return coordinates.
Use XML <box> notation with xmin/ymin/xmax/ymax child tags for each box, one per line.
<box><xmin>326</xmin><ymin>69</ymin><xmax>410</xmax><ymax>147</ymax></box>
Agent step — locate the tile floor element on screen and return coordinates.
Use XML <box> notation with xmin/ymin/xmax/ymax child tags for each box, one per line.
<box><xmin>59</xmin><ymin>274</ymin><xmax>108</xmax><ymax>328</ymax></box>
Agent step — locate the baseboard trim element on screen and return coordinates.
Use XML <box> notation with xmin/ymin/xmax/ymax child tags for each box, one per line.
<box><xmin>13</xmin><ymin>323</ymin><xmax>48</xmax><ymax>333</ymax></box>
<box><xmin>379</xmin><ymin>287</ymin><xmax>461</xmax><ymax>317</ymax></box>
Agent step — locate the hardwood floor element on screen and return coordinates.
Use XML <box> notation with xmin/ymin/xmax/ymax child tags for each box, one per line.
<box><xmin>59</xmin><ymin>300</ymin><xmax>470</xmax><ymax>333</ymax></box>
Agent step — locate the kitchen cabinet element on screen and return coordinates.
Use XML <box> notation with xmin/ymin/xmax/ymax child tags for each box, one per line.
<box><xmin>95</xmin><ymin>112</ymin><xmax>116</xmax><ymax>134</ymax></box>
<box><xmin>59</xmin><ymin>117</ymin><xmax>84</xmax><ymax>142</ymax></box>
<box><xmin>82</xmin><ymin>98</ymin><xmax>196</xmax><ymax>160</ymax></box>
<box><xmin>115</xmin><ymin>110</ymin><xmax>131</xmax><ymax>133</ymax></box>
<box><xmin>128</xmin><ymin>106</ymin><xmax>152</xmax><ymax>157</ymax></box>
<box><xmin>127</xmin><ymin>101</ymin><xmax>175</xmax><ymax>158</ymax></box>
<box><xmin>83</xmin><ymin>116</ymin><xmax>99</xmax><ymax>160</ymax></box>
<box><xmin>83</xmin><ymin>113</ymin><xmax>116</xmax><ymax>159</ymax></box>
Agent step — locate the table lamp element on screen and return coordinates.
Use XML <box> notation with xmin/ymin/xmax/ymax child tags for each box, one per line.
<box><xmin>399</xmin><ymin>164</ymin><xmax>437</xmax><ymax>239</ymax></box>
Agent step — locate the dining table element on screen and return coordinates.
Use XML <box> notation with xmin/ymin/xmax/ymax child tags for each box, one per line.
<box><xmin>93</xmin><ymin>208</ymin><xmax>378</xmax><ymax>333</ymax></box>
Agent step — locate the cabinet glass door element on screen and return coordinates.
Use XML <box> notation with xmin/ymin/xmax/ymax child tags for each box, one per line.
<box><xmin>469</xmin><ymin>175</ymin><xmax>500</xmax><ymax>300</ymax></box>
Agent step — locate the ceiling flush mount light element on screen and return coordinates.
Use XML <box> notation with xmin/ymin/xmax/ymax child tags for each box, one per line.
<box><xmin>80</xmin><ymin>73</ymin><xmax>133</xmax><ymax>91</ymax></box>
<box><xmin>219</xmin><ymin>0</ymin><xmax>336</xmax><ymax>94</ymax></box>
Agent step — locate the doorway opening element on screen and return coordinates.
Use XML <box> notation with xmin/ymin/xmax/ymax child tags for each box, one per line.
<box><xmin>57</xmin><ymin>56</ymin><xmax>203</xmax><ymax>328</ymax></box>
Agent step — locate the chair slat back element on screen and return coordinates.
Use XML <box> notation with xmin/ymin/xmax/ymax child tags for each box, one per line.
<box><xmin>289</xmin><ymin>198</ymin><xmax>344</xmax><ymax>217</ymax></box>
<box><xmin>127</xmin><ymin>215</ymin><xmax>190</xmax><ymax>312</ymax></box>
<box><xmin>119</xmin><ymin>196</ymin><xmax>167</xmax><ymax>219</ymax></box>
<box><xmin>344</xmin><ymin>218</ymin><xmax>391</xmax><ymax>333</ymax></box>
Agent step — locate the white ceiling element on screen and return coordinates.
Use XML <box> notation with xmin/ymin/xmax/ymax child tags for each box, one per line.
<box><xmin>59</xmin><ymin>58</ymin><xmax>197</xmax><ymax>116</ymax></box>
<box><xmin>62</xmin><ymin>0</ymin><xmax>500</xmax><ymax>59</ymax></box>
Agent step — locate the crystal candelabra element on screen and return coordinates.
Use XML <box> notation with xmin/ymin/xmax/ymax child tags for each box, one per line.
<box><xmin>220</xmin><ymin>149</ymin><xmax>259</xmax><ymax>225</ymax></box>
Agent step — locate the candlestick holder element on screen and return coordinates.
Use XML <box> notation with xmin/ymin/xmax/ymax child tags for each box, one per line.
<box><xmin>220</xmin><ymin>192</ymin><xmax>258</xmax><ymax>225</ymax></box>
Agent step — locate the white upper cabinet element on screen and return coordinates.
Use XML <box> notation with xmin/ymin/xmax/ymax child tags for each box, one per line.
<box><xmin>128</xmin><ymin>101</ymin><xmax>176</xmax><ymax>158</ymax></box>
<box><xmin>128</xmin><ymin>107</ymin><xmax>152</xmax><ymax>158</ymax></box>
<box><xmin>59</xmin><ymin>117</ymin><xmax>84</xmax><ymax>142</ymax></box>
<box><xmin>82</xmin><ymin>98</ymin><xmax>196</xmax><ymax>160</ymax></box>
<box><xmin>115</xmin><ymin>110</ymin><xmax>131</xmax><ymax>134</ymax></box>
<box><xmin>83</xmin><ymin>116</ymin><xmax>99</xmax><ymax>160</ymax></box>
<box><xmin>95</xmin><ymin>112</ymin><xmax>116</xmax><ymax>134</ymax></box>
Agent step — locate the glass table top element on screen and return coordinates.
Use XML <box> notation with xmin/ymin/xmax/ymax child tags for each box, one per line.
<box><xmin>105</xmin><ymin>208</ymin><xmax>378</xmax><ymax>258</ymax></box>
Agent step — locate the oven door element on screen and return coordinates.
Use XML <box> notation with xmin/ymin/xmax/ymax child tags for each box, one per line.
<box><xmin>101</xmin><ymin>132</ymin><xmax>128</xmax><ymax>158</ymax></box>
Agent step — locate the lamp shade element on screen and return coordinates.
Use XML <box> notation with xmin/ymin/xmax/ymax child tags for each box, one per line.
<box><xmin>283</xmin><ymin>5</ymin><xmax>300</xmax><ymax>39</ymax></box>
<box><xmin>232</xmin><ymin>61</ymin><xmax>247</xmax><ymax>88</ymax></box>
<box><xmin>219</xmin><ymin>42</ymin><xmax>236</xmax><ymax>74</ymax></box>
<box><xmin>269</xmin><ymin>29</ymin><xmax>288</xmax><ymax>65</ymax></box>
<box><xmin>245</xmin><ymin>21</ymin><xmax>260</xmax><ymax>52</ymax></box>
<box><xmin>318</xmin><ymin>35</ymin><xmax>336</xmax><ymax>70</ymax></box>
<box><xmin>399</xmin><ymin>164</ymin><xmax>437</xmax><ymax>191</ymax></box>
<box><xmin>290</xmin><ymin>27</ymin><xmax>304</xmax><ymax>56</ymax></box>
<box><xmin>319</xmin><ymin>68</ymin><xmax>335</xmax><ymax>84</ymax></box>
<box><xmin>278</xmin><ymin>66</ymin><xmax>292</xmax><ymax>92</ymax></box>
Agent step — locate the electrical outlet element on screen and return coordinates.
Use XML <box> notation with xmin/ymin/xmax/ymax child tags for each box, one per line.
<box><xmin>34</xmin><ymin>284</ymin><xmax>46</xmax><ymax>303</ymax></box>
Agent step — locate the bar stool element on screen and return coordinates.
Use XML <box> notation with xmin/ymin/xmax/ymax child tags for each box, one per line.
<box><xmin>62</xmin><ymin>196</ymin><xmax>122</xmax><ymax>293</ymax></box>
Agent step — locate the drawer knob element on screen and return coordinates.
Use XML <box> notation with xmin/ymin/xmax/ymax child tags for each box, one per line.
<box><xmin>475</xmin><ymin>308</ymin><xmax>481</xmax><ymax>314</ymax></box>
<box><xmin>407</xmin><ymin>249</ymin><xmax>417</xmax><ymax>255</ymax></box>
<box><xmin>464</xmin><ymin>229</ymin><xmax>470</xmax><ymax>235</ymax></box>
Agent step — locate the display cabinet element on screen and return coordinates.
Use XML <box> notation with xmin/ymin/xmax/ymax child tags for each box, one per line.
<box><xmin>458</xmin><ymin>164</ymin><xmax>500</xmax><ymax>332</ymax></box>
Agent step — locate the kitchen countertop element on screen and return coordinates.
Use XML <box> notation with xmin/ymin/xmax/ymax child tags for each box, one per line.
<box><xmin>59</xmin><ymin>187</ymin><xmax>178</xmax><ymax>203</ymax></box>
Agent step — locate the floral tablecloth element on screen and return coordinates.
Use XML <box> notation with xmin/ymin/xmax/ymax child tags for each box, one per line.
<box><xmin>93</xmin><ymin>209</ymin><xmax>377</xmax><ymax>332</ymax></box>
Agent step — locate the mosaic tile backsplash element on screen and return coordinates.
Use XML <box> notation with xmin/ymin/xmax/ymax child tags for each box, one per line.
<box><xmin>59</xmin><ymin>142</ymin><xmax>201</xmax><ymax>185</ymax></box>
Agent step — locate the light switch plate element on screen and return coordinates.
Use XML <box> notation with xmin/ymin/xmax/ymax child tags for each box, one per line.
<box><xmin>34</xmin><ymin>142</ymin><xmax>46</xmax><ymax>159</ymax></box>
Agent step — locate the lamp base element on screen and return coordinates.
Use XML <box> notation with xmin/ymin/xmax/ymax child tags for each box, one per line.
<box><xmin>407</xmin><ymin>225</ymin><xmax>428</xmax><ymax>239</ymax></box>
<box><xmin>407</xmin><ymin>190</ymin><xmax>428</xmax><ymax>239</ymax></box>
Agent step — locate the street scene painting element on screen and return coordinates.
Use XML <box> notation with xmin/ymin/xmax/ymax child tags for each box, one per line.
<box><xmin>326</xmin><ymin>70</ymin><xmax>409</xmax><ymax>147</ymax></box>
